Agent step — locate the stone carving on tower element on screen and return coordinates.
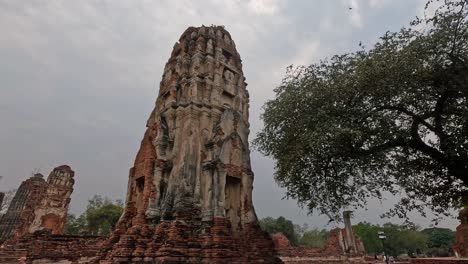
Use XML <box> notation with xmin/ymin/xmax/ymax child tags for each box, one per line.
<box><xmin>102</xmin><ymin>25</ymin><xmax>279</xmax><ymax>263</ymax></box>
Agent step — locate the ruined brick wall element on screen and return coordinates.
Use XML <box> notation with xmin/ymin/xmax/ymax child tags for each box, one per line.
<box><xmin>29</xmin><ymin>165</ymin><xmax>75</xmax><ymax>235</ymax></box>
<box><xmin>273</xmin><ymin>228</ymin><xmax>368</xmax><ymax>263</ymax></box>
<box><xmin>101</xmin><ymin>25</ymin><xmax>281</xmax><ymax>263</ymax></box>
<box><xmin>0</xmin><ymin>165</ymin><xmax>74</xmax><ymax>244</ymax></box>
<box><xmin>0</xmin><ymin>173</ymin><xmax>47</xmax><ymax>244</ymax></box>
<box><xmin>453</xmin><ymin>207</ymin><xmax>468</xmax><ymax>258</ymax></box>
<box><xmin>272</xmin><ymin>232</ymin><xmax>290</xmax><ymax>249</ymax></box>
<box><xmin>410</xmin><ymin>258</ymin><xmax>468</xmax><ymax>264</ymax></box>
<box><xmin>0</xmin><ymin>230</ymin><xmax>106</xmax><ymax>264</ymax></box>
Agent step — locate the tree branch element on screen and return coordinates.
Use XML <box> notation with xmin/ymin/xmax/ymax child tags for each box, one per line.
<box><xmin>408</xmin><ymin>119</ymin><xmax>448</xmax><ymax>166</ymax></box>
<box><xmin>379</xmin><ymin>105</ymin><xmax>437</xmax><ymax>132</ymax></box>
<box><xmin>450</xmin><ymin>0</ymin><xmax>466</xmax><ymax>56</ymax></box>
<box><xmin>353</xmin><ymin>137</ymin><xmax>406</xmax><ymax>157</ymax></box>
<box><xmin>434</xmin><ymin>90</ymin><xmax>450</xmax><ymax>151</ymax></box>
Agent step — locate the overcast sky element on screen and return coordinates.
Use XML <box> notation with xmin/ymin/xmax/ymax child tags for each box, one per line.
<box><xmin>0</xmin><ymin>0</ymin><xmax>459</xmax><ymax>230</ymax></box>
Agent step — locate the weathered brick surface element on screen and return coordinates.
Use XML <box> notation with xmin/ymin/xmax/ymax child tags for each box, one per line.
<box><xmin>453</xmin><ymin>207</ymin><xmax>468</xmax><ymax>258</ymax></box>
<box><xmin>29</xmin><ymin>165</ymin><xmax>75</xmax><ymax>235</ymax></box>
<box><xmin>272</xmin><ymin>232</ymin><xmax>290</xmax><ymax>249</ymax></box>
<box><xmin>0</xmin><ymin>173</ymin><xmax>48</xmax><ymax>244</ymax></box>
<box><xmin>277</xmin><ymin>256</ymin><xmax>369</xmax><ymax>264</ymax></box>
<box><xmin>272</xmin><ymin>226</ymin><xmax>369</xmax><ymax>264</ymax></box>
<box><xmin>410</xmin><ymin>258</ymin><xmax>468</xmax><ymax>264</ymax></box>
<box><xmin>0</xmin><ymin>166</ymin><xmax>74</xmax><ymax>244</ymax></box>
<box><xmin>0</xmin><ymin>230</ymin><xmax>106</xmax><ymax>263</ymax></box>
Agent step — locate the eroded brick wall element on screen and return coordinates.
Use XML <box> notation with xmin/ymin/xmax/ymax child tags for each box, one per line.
<box><xmin>453</xmin><ymin>207</ymin><xmax>468</xmax><ymax>258</ymax></box>
<box><xmin>0</xmin><ymin>230</ymin><xmax>106</xmax><ymax>263</ymax></box>
<box><xmin>0</xmin><ymin>174</ymin><xmax>47</xmax><ymax>243</ymax></box>
<box><xmin>410</xmin><ymin>258</ymin><xmax>468</xmax><ymax>264</ymax></box>
<box><xmin>0</xmin><ymin>166</ymin><xmax>75</xmax><ymax>244</ymax></box>
<box><xmin>29</xmin><ymin>165</ymin><xmax>75</xmax><ymax>235</ymax></box>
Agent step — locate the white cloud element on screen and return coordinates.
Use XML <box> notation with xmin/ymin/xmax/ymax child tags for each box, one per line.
<box><xmin>247</xmin><ymin>0</ymin><xmax>280</xmax><ymax>15</ymax></box>
<box><xmin>349</xmin><ymin>0</ymin><xmax>364</xmax><ymax>29</ymax></box>
<box><xmin>291</xmin><ymin>41</ymin><xmax>321</xmax><ymax>66</ymax></box>
<box><xmin>369</xmin><ymin>0</ymin><xmax>391</xmax><ymax>8</ymax></box>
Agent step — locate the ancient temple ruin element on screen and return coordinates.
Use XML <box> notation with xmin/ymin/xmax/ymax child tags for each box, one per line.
<box><xmin>272</xmin><ymin>211</ymin><xmax>366</xmax><ymax>263</ymax></box>
<box><xmin>101</xmin><ymin>25</ymin><xmax>280</xmax><ymax>263</ymax></box>
<box><xmin>29</xmin><ymin>165</ymin><xmax>75</xmax><ymax>235</ymax></box>
<box><xmin>0</xmin><ymin>165</ymin><xmax>74</xmax><ymax>244</ymax></box>
<box><xmin>453</xmin><ymin>206</ymin><xmax>468</xmax><ymax>258</ymax></box>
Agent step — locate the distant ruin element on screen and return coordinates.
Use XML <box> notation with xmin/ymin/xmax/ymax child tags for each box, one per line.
<box><xmin>272</xmin><ymin>211</ymin><xmax>366</xmax><ymax>263</ymax></box>
<box><xmin>0</xmin><ymin>165</ymin><xmax>74</xmax><ymax>244</ymax></box>
<box><xmin>453</xmin><ymin>206</ymin><xmax>468</xmax><ymax>258</ymax></box>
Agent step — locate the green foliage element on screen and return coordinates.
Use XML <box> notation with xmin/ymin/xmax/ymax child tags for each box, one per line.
<box><xmin>422</xmin><ymin>227</ymin><xmax>455</xmax><ymax>248</ymax></box>
<box><xmin>381</xmin><ymin>223</ymin><xmax>427</xmax><ymax>257</ymax></box>
<box><xmin>354</xmin><ymin>222</ymin><xmax>383</xmax><ymax>254</ymax></box>
<box><xmin>259</xmin><ymin>216</ymin><xmax>300</xmax><ymax>246</ymax></box>
<box><xmin>300</xmin><ymin>228</ymin><xmax>328</xmax><ymax>248</ymax></box>
<box><xmin>64</xmin><ymin>195</ymin><xmax>123</xmax><ymax>236</ymax></box>
<box><xmin>259</xmin><ymin>217</ymin><xmax>453</xmax><ymax>256</ymax></box>
<box><xmin>353</xmin><ymin>222</ymin><xmax>456</xmax><ymax>257</ymax></box>
<box><xmin>64</xmin><ymin>213</ymin><xmax>87</xmax><ymax>235</ymax></box>
<box><xmin>254</xmin><ymin>0</ymin><xmax>468</xmax><ymax>221</ymax></box>
<box><xmin>353</xmin><ymin>222</ymin><xmax>427</xmax><ymax>256</ymax></box>
<box><xmin>421</xmin><ymin>227</ymin><xmax>455</xmax><ymax>256</ymax></box>
<box><xmin>259</xmin><ymin>216</ymin><xmax>329</xmax><ymax>248</ymax></box>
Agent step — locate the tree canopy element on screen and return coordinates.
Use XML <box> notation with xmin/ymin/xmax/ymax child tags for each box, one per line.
<box><xmin>65</xmin><ymin>195</ymin><xmax>123</xmax><ymax>236</ymax></box>
<box><xmin>354</xmin><ymin>222</ymin><xmax>432</xmax><ymax>257</ymax></box>
<box><xmin>258</xmin><ymin>217</ymin><xmax>453</xmax><ymax>256</ymax></box>
<box><xmin>421</xmin><ymin>227</ymin><xmax>455</xmax><ymax>256</ymax></box>
<box><xmin>300</xmin><ymin>228</ymin><xmax>328</xmax><ymax>248</ymax></box>
<box><xmin>259</xmin><ymin>216</ymin><xmax>328</xmax><ymax>247</ymax></box>
<box><xmin>259</xmin><ymin>216</ymin><xmax>301</xmax><ymax>246</ymax></box>
<box><xmin>254</xmin><ymin>0</ymin><xmax>468</xmax><ymax>221</ymax></box>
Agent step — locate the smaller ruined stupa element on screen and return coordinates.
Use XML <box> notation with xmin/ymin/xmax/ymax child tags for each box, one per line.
<box><xmin>0</xmin><ymin>165</ymin><xmax>74</xmax><ymax>244</ymax></box>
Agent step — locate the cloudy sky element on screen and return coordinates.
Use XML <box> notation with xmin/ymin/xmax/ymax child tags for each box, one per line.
<box><xmin>0</xmin><ymin>0</ymin><xmax>459</xmax><ymax>230</ymax></box>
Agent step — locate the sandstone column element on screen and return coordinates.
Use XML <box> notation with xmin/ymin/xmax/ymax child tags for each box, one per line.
<box><xmin>343</xmin><ymin>210</ymin><xmax>358</xmax><ymax>254</ymax></box>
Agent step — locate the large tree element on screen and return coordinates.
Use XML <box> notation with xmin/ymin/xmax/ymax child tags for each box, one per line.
<box><xmin>64</xmin><ymin>195</ymin><xmax>123</xmax><ymax>236</ymax></box>
<box><xmin>300</xmin><ymin>228</ymin><xmax>328</xmax><ymax>248</ymax></box>
<box><xmin>354</xmin><ymin>222</ymin><xmax>428</xmax><ymax>256</ymax></box>
<box><xmin>255</xmin><ymin>0</ymin><xmax>468</xmax><ymax>221</ymax></box>
<box><xmin>421</xmin><ymin>227</ymin><xmax>455</xmax><ymax>256</ymax></box>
